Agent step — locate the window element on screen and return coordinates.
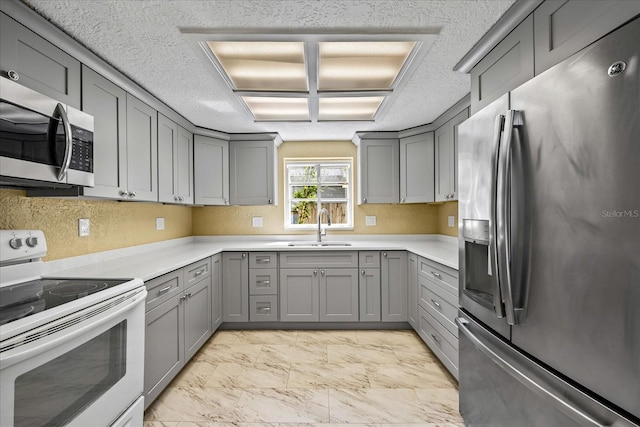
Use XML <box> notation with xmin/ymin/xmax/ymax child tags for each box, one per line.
<box><xmin>285</xmin><ymin>159</ymin><xmax>353</xmax><ymax>229</ymax></box>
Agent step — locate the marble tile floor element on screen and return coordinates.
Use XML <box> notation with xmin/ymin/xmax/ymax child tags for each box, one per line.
<box><xmin>144</xmin><ymin>329</ymin><xmax>463</xmax><ymax>427</ymax></box>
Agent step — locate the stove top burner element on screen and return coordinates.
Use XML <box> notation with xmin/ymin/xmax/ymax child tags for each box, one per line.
<box><xmin>0</xmin><ymin>278</ymin><xmax>131</xmax><ymax>326</ymax></box>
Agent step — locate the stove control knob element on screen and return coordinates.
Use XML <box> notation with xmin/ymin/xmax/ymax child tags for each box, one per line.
<box><xmin>9</xmin><ymin>238</ymin><xmax>23</xmax><ymax>249</ymax></box>
<box><xmin>26</xmin><ymin>237</ymin><xmax>38</xmax><ymax>247</ymax></box>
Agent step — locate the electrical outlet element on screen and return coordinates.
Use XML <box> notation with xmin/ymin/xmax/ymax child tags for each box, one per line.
<box><xmin>448</xmin><ymin>215</ymin><xmax>455</xmax><ymax>227</ymax></box>
<box><xmin>365</xmin><ymin>216</ymin><xmax>377</xmax><ymax>226</ymax></box>
<box><xmin>252</xmin><ymin>216</ymin><xmax>263</xmax><ymax>228</ymax></box>
<box><xmin>156</xmin><ymin>217</ymin><xmax>165</xmax><ymax>230</ymax></box>
<box><xmin>78</xmin><ymin>218</ymin><xmax>90</xmax><ymax>237</ymax></box>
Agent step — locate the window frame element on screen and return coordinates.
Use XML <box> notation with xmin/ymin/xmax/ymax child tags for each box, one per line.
<box><xmin>284</xmin><ymin>158</ymin><xmax>354</xmax><ymax>231</ymax></box>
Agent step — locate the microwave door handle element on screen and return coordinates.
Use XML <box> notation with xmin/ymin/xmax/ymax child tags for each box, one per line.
<box><xmin>52</xmin><ymin>103</ymin><xmax>73</xmax><ymax>182</ymax></box>
<box><xmin>490</xmin><ymin>114</ymin><xmax>506</xmax><ymax>319</ymax></box>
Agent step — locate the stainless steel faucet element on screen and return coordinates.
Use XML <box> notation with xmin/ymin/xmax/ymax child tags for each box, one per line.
<box><xmin>317</xmin><ymin>208</ymin><xmax>331</xmax><ymax>242</ymax></box>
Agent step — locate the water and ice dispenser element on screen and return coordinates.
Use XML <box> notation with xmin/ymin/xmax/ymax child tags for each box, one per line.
<box><xmin>462</xmin><ymin>219</ymin><xmax>499</xmax><ymax>310</ymax></box>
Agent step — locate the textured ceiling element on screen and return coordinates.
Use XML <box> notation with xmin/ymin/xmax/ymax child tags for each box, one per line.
<box><xmin>23</xmin><ymin>0</ymin><xmax>515</xmax><ymax>141</ymax></box>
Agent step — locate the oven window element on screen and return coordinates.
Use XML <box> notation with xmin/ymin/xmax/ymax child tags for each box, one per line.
<box><xmin>13</xmin><ymin>320</ymin><xmax>127</xmax><ymax>427</ymax></box>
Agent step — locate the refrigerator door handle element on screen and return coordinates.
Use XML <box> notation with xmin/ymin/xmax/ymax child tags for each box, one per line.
<box><xmin>496</xmin><ymin>109</ymin><xmax>525</xmax><ymax>325</ymax></box>
<box><xmin>490</xmin><ymin>114</ymin><xmax>506</xmax><ymax>318</ymax></box>
<box><xmin>456</xmin><ymin>317</ymin><xmax>610</xmax><ymax>427</ymax></box>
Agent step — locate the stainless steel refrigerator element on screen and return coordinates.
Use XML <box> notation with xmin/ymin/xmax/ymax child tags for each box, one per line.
<box><xmin>457</xmin><ymin>15</ymin><xmax>639</xmax><ymax>427</ymax></box>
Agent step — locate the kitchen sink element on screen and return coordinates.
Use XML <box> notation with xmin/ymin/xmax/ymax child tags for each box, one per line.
<box><xmin>286</xmin><ymin>241</ymin><xmax>352</xmax><ymax>247</ymax></box>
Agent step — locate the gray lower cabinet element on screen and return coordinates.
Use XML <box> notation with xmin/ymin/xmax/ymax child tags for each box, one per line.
<box><xmin>126</xmin><ymin>94</ymin><xmax>158</xmax><ymax>202</ymax></box>
<box><xmin>0</xmin><ymin>12</ymin><xmax>81</xmax><ymax>108</ymax></box>
<box><xmin>280</xmin><ymin>269</ymin><xmax>319</xmax><ymax>322</ymax></box>
<box><xmin>407</xmin><ymin>252</ymin><xmax>418</xmax><ymax>330</ymax></box>
<box><xmin>381</xmin><ymin>251</ymin><xmax>408</xmax><ymax>322</ymax></box>
<box><xmin>249</xmin><ymin>252</ymin><xmax>278</xmax><ymax>322</ymax></box>
<box><xmin>144</xmin><ymin>258</ymin><xmax>213</xmax><ymax>409</ymax></box>
<box><xmin>211</xmin><ymin>253</ymin><xmax>223</xmax><ymax>331</ymax></box>
<box><xmin>222</xmin><ymin>252</ymin><xmax>249</xmax><ymax>322</ymax></box>
<box><xmin>319</xmin><ymin>268</ymin><xmax>359</xmax><ymax>321</ymax></box>
<box><xmin>359</xmin><ymin>268</ymin><xmax>381</xmax><ymax>322</ymax></box>
<box><xmin>158</xmin><ymin>114</ymin><xmax>193</xmax><ymax>204</ymax></box>
<box><xmin>418</xmin><ymin>305</ymin><xmax>458</xmax><ymax>380</ymax></box>
<box><xmin>194</xmin><ymin>135</ymin><xmax>229</xmax><ymax>205</ymax></box>
<box><xmin>400</xmin><ymin>132</ymin><xmax>435</xmax><ymax>203</ymax></box>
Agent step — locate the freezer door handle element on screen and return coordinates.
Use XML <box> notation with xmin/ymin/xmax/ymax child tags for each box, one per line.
<box><xmin>490</xmin><ymin>114</ymin><xmax>506</xmax><ymax>318</ymax></box>
<box><xmin>456</xmin><ymin>317</ymin><xmax>610</xmax><ymax>427</ymax></box>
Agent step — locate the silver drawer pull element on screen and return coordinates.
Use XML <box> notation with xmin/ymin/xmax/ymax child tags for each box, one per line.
<box><xmin>194</xmin><ymin>269</ymin><xmax>206</xmax><ymax>276</ymax></box>
<box><xmin>430</xmin><ymin>271</ymin><xmax>442</xmax><ymax>279</ymax></box>
<box><xmin>257</xmin><ymin>307</ymin><xmax>271</xmax><ymax>312</ymax></box>
<box><xmin>256</xmin><ymin>280</ymin><xmax>271</xmax><ymax>285</ymax></box>
<box><xmin>158</xmin><ymin>285</ymin><xmax>172</xmax><ymax>295</ymax></box>
<box><xmin>256</xmin><ymin>258</ymin><xmax>270</xmax><ymax>263</ymax></box>
<box><xmin>431</xmin><ymin>333</ymin><xmax>440</xmax><ymax>344</ymax></box>
<box><xmin>431</xmin><ymin>299</ymin><xmax>441</xmax><ymax>308</ymax></box>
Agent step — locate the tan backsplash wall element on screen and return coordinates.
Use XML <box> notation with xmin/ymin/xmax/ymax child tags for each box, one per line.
<box><xmin>0</xmin><ymin>189</ymin><xmax>192</xmax><ymax>261</ymax></box>
<box><xmin>192</xmin><ymin>140</ymin><xmax>443</xmax><ymax>236</ymax></box>
<box><xmin>437</xmin><ymin>201</ymin><xmax>459</xmax><ymax>237</ymax></box>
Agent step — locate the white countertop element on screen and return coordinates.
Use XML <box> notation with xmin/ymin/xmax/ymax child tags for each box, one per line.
<box><xmin>43</xmin><ymin>235</ymin><xmax>459</xmax><ymax>281</ymax></box>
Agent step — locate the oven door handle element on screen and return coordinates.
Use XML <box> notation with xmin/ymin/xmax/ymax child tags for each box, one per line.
<box><xmin>0</xmin><ymin>289</ymin><xmax>146</xmax><ymax>368</ymax></box>
<box><xmin>52</xmin><ymin>103</ymin><xmax>73</xmax><ymax>182</ymax></box>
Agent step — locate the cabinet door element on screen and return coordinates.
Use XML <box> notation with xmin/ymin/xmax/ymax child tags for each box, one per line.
<box><xmin>126</xmin><ymin>94</ymin><xmax>158</xmax><ymax>202</ymax></box>
<box><xmin>381</xmin><ymin>251</ymin><xmax>408</xmax><ymax>322</ymax></box>
<box><xmin>144</xmin><ymin>293</ymin><xmax>184</xmax><ymax>408</ymax></box>
<box><xmin>358</xmin><ymin>138</ymin><xmax>399</xmax><ymax>204</ymax></box>
<box><xmin>319</xmin><ymin>268</ymin><xmax>359</xmax><ymax>322</ymax></box>
<box><xmin>400</xmin><ymin>132</ymin><xmax>434</xmax><ymax>203</ymax></box>
<box><xmin>157</xmin><ymin>113</ymin><xmax>178</xmax><ymax>203</ymax></box>
<box><xmin>222</xmin><ymin>252</ymin><xmax>249</xmax><ymax>322</ymax></box>
<box><xmin>534</xmin><ymin>0</ymin><xmax>640</xmax><ymax>75</ymax></box>
<box><xmin>0</xmin><ymin>13</ymin><xmax>81</xmax><ymax>108</ymax></box>
<box><xmin>435</xmin><ymin>109</ymin><xmax>468</xmax><ymax>202</ymax></box>
<box><xmin>176</xmin><ymin>126</ymin><xmax>194</xmax><ymax>204</ymax></box>
<box><xmin>280</xmin><ymin>269</ymin><xmax>319</xmax><ymax>322</ymax></box>
<box><xmin>359</xmin><ymin>268</ymin><xmax>381</xmax><ymax>322</ymax></box>
<box><xmin>184</xmin><ymin>277</ymin><xmax>212</xmax><ymax>361</ymax></box>
<box><xmin>470</xmin><ymin>14</ymin><xmax>534</xmax><ymax>114</ymax></box>
<box><xmin>194</xmin><ymin>135</ymin><xmax>229</xmax><ymax>205</ymax></box>
<box><xmin>211</xmin><ymin>254</ymin><xmax>223</xmax><ymax>331</ymax></box>
<box><xmin>407</xmin><ymin>253</ymin><xmax>418</xmax><ymax>330</ymax></box>
<box><xmin>229</xmin><ymin>139</ymin><xmax>275</xmax><ymax>205</ymax></box>
<box><xmin>81</xmin><ymin>66</ymin><xmax>128</xmax><ymax>199</ymax></box>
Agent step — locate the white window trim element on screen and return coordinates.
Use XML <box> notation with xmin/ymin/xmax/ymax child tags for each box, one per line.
<box><xmin>284</xmin><ymin>157</ymin><xmax>354</xmax><ymax>231</ymax></box>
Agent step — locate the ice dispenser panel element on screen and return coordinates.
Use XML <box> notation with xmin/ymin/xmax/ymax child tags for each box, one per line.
<box><xmin>463</xmin><ymin>219</ymin><xmax>498</xmax><ymax>310</ymax></box>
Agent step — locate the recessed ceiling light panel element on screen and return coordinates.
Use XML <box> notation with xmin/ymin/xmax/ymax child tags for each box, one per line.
<box><xmin>207</xmin><ymin>41</ymin><xmax>308</xmax><ymax>91</ymax></box>
<box><xmin>318</xmin><ymin>96</ymin><xmax>385</xmax><ymax>121</ymax></box>
<box><xmin>242</xmin><ymin>96</ymin><xmax>310</xmax><ymax>121</ymax></box>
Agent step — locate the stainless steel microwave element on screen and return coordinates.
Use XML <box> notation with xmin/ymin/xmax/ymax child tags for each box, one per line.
<box><xmin>0</xmin><ymin>76</ymin><xmax>94</xmax><ymax>188</ymax></box>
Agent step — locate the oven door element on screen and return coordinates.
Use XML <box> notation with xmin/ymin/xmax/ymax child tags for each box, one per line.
<box><xmin>0</xmin><ymin>287</ymin><xmax>146</xmax><ymax>427</ymax></box>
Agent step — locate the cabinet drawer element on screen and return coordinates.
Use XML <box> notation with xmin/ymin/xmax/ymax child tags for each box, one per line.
<box><xmin>249</xmin><ymin>269</ymin><xmax>278</xmax><ymax>295</ymax></box>
<box><xmin>418</xmin><ymin>306</ymin><xmax>458</xmax><ymax>379</ymax></box>
<box><xmin>185</xmin><ymin>258</ymin><xmax>211</xmax><ymax>288</ymax></box>
<box><xmin>249</xmin><ymin>295</ymin><xmax>278</xmax><ymax>322</ymax></box>
<box><xmin>420</xmin><ymin>280</ymin><xmax>458</xmax><ymax>338</ymax></box>
<box><xmin>358</xmin><ymin>251</ymin><xmax>380</xmax><ymax>268</ymax></box>
<box><xmin>250</xmin><ymin>252</ymin><xmax>278</xmax><ymax>269</ymax></box>
<box><xmin>418</xmin><ymin>257</ymin><xmax>458</xmax><ymax>295</ymax></box>
<box><xmin>145</xmin><ymin>270</ymin><xmax>183</xmax><ymax>312</ymax></box>
<box><xmin>280</xmin><ymin>251</ymin><xmax>358</xmax><ymax>268</ymax></box>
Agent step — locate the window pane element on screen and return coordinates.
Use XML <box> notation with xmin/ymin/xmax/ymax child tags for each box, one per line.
<box><xmin>289</xmin><ymin>165</ymin><xmax>318</xmax><ymax>184</ymax></box>
<box><xmin>320</xmin><ymin>165</ymin><xmax>349</xmax><ymax>184</ymax></box>
<box><xmin>324</xmin><ymin>202</ymin><xmax>348</xmax><ymax>225</ymax></box>
<box><xmin>320</xmin><ymin>185</ymin><xmax>347</xmax><ymax>199</ymax></box>
<box><xmin>290</xmin><ymin>201</ymin><xmax>317</xmax><ymax>225</ymax></box>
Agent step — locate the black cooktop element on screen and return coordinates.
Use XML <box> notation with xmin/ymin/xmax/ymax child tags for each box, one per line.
<box><xmin>0</xmin><ymin>278</ymin><xmax>130</xmax><ymax>326</ymax></box>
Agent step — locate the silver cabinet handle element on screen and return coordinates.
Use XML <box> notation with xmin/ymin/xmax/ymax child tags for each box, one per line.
<box><xmin>7</xmin><ymin>69</ymin><xmax>19</xmax><ymax>81</ymax></box>
<box><xmin>456</xmin><ymin>317</ymin><xmax>608</xmax><ymax>427</ymax></box>
<box><xmin>256</xmin><ymin>258</ymin><xmax>270</xmax><ymax>263</ymax></box>
<box><xmin>129</xmin><ymin>191</ymin><xmax>137</xmax><ymax>197</ymax></box>
<box><xmin>194</xmin><ymin>269</ymin><xmax>205</xmax><ymax>276</ymax></box>
<box><xmin>52</xmin><ymin>103</ymin><xmax>73</xmax><ymax>181</ymax></box>
<box><xmin>321</xmin><ymin>270</ymin><xmax>325</xmax><ymax>276</ymax></box>
<box><xmin>174</xmin><ymin>196</ymin><xmax>179</xmax><ymax>202</ymax></box>
<box><xmin>363</xmin><ymin>198</ymin><xmax>367</xmax><ymax>203</ymax></box>
<box><xmin>431</xmin><ymin>299</ymin><xmax>441</xmax><ymax>308</ymax></box>
<box><xmin>313</xmin><ymin>270</ymin><xmax>318</xmax><ymax>276</ymax></box>
<box><xmin>430</xmin><ymin>271</ymin><xmax>441</xmax><ymax>279</ymax></box>
<box><xmin>256</xmin><ymin>305</ymin><xmax>271</xmax><ymax>312</ymax></box>
<box><xmin>242</xmin><ymin>253</ymin><xmax>246</xmax><ymax>258</ymax></box>
<box><xmin>224</xmin><ymin>199</ymin><xmax>229</xmax><ymax>204</ymax></box>
<box><xmin>383</xmin><ymin>252</ymin><xmax>387</xmax><ymax>257</ymax></box>
<box><xmin>180</xmin><ymin>295</ymin><xmax>186</xmax><ymax>301</ymax></box>
<box><xmin>256</xmin><ymin>280</ymin><xmax>270</xmax><ymax>285</ymax></box>
<box><xmin>158</xmin><ymin>285</ymin><xmax>172</xmax><ymax>295</ymax></box>
<box><xmin>431</xmin><ymin>334</ymin><xmax>440</xmax><ymax>344</ymax></box>
<box><xmin>401</xmin><ymin>197</ymin><xmax>405</xmax><ymax>203</ymax></box>
<box><xmin>361</xmin><ymin>270</ymin><xmax>365</xmax><ymax>275</ymax></box>
<box><xmin>268</xmin><ymin>199</ymin><xmax>272</xmax><ymax>204</ymax></box>
<box><xmin>119</xmin><ymin>190</ymin><xmax>129</xmax><ymax>197</ymax></box>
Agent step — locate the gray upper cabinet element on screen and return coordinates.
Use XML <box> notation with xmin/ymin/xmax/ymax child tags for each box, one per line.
<box><xmin>126</xmin><ymin>94</ymin><xmax>158</xmax><ymax>202</ymax></box>
<box><xmin>158</xmin><ymin>114</ymin><xmax>193</xmax><ymax>204</ymax></box>
<box><xmin>356</xmin><ymin>137</ymin><xmax>400</xmax><ymax>204</ymax></box>
<box><xmin>0</xmin><ymin>12</ymin><xmax>81</xmax><ymax>108</ymax></box>
<box><xmin>470</xmin><ymin>14</ymin><xmax>534</xmax><ymax>114</ymax></box>
<box><xmin>222</xmin><ymin>252</ymin><xmax>249</xmax><ymax>322</ymax></box>
<box><xmin>211</xmin><ymin>254</ymin><xmax>223</xmax><ymax>331</ymax></box>
<box><xmin>435</xmin><ymin>108</ymin><xmax>468</xmax><ymax>202</ymax></box>
<box><xmin>534</xmin><ymin>0</ymin><xmax>640</xmax><ymax>75</ymax></box>
<box><xmin>81</xmin><ymin>66</ymin><xmax>128</xmax><ymax>199</ymax></box>
<box><xmin>381</xmin><ymin>251</ymin><xmax>408</xmax><ymax>322</ymax></box>
<box><xmin>229</xmin><ymin>135</ymin><xmax>279</xmax><ymax>205</ymax></box>
<box><xmin>400</xmin><ymin>132</ymin><xmax>435</xmax><ymax>204</ymax></box>
<box><xmin>194</xmin><ymin>135</ymin><xmax>229</xmax><ymax>205</ymax></box>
